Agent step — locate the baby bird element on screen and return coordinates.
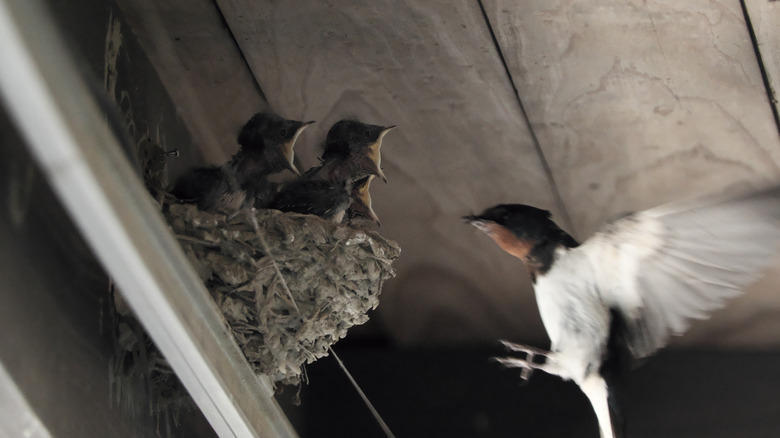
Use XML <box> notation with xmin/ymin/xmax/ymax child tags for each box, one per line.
<box><xmin>345</xmin><ymin>175</ymin><xmax>381</xmax><ymax>226</ymax></box>
<box><xmin>303</xmin><ymin>119</ymin><xmax>395</xmax><ymax>184</ymax></box>
<box><xmin>171</xmin><ymin>112</ymin><xmax>313</xmax><ymax>212</ymax></box>
<box><xmin>270</xmin><ymin>120</ymin><xmax>393</xmax><ymax>224</ymax></box>
<box><xmin>267</xmin><ymin>178</ymin><xmax>353</xmax><ymax>222</ymax></box>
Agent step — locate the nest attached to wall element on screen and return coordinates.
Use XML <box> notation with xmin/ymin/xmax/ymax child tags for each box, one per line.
<box><xmin>165</xmin><ymin>204</ymin><xmax>400</xmax><ymax>385</ymax></box>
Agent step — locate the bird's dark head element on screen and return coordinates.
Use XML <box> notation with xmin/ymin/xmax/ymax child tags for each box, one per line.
<box><xmin>464</xmin><ymin>204</ymin><xmax>576</xmax><ymax>269</ymax></box>
<box><xmin>237</xmin><ymin>112</ymin><xmax>315</xmax><ymax>175</ymax></box>
<box><xmin>323</xmin><ymin>119</ymin><xmax>395</xmax><ymax>182</ymax></box>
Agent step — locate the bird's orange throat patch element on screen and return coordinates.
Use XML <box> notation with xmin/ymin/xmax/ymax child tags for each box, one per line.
<box><xmin>483</xmin><ymin>223</ymin><xmax>533</xmax><ymax>261</ymax></box>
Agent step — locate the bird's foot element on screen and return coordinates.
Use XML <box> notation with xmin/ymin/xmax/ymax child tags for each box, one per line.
<box><xmin>499</xmin><ymin>340</ymin><xmax>549</xmax><ymax>357</ymax></box>
<box><xmin>493</xmin><ymin>340</ymin><xmax>550</xmax><ymax>380</ymax></box>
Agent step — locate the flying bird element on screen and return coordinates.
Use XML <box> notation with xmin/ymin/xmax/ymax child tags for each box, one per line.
<box><xmin>171</xmin><ymin>112</ymin><xmax>314</xmax><ymax>212</ymax></box>
<box><xmin>464</xmin><ymin>187</ymin><xmax>780</xmax><ymax>438</ymax></box>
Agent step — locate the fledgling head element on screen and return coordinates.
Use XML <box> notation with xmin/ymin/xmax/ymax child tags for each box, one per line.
<box><xmin>321</xmin><ymin>119</ymin><xmax>396</xmax><ymax>182</ymax></box>
<box><xmin>464</xmin><ymin>204</ymin><xmax>578</xmax><ymax>277</ymax></box>
<box><xmin>237</xmin><ymin>112</ymin><xmax>315</xmax><ymax>176</ymax></box>
<box><xmin>347</xmin><ymin>175</ymin><xmax>380</xmax><ymax>226</ymax></box>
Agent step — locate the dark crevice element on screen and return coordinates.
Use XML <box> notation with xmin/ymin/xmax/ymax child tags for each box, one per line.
<box><xmin>740</xmin><ymin>0</ymin><xmax>780</xmax><ymax>142</ymax></box>
<box><xmin>477</xmin><ymin>0</ymin><xmax>577</xmax><ymax>237</ymax></box>
<box><xmin>211</xmin><ymin>0</ymin><xmax>270</xmax><ymax>107</ymax></box>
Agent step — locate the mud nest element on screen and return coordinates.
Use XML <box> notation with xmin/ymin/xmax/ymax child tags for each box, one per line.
<box><xmin>165</xmin><ymin>204</ymin><xmax>400</xmax><ymax>385</ymax></box>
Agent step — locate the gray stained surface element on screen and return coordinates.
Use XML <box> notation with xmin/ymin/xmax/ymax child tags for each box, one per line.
<box><xmin>115</xmin><ymin>0</ymin><xmax>780</xmax><ymax>348</ymax></box>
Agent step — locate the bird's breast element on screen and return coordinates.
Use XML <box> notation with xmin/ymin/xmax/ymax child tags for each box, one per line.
<box><xmin>533</xmin><ymin>250</ymin><xmax>611</xmax><ymax>379</ymax></box>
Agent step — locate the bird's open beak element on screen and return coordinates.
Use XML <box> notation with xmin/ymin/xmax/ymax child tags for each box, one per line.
<box><xmin>373</xmin><ymin>164</ymin><xmax>387</xmax><ymax>184</ymax></box>
<box><xmin>463</xmin><ymin>215</ymin><xmax>491</xmax><ymax>233</ymax></box>
<box><xmin>462</xmin><ymin>214</ymin><xmax>480</xmax><ymax>224</ymax></box>
<box><xmin>287</xmin><ymin>159</ymin><xmax>300</xmax><ymax>176</ymax></box>
<box><xmin>367</xmin><ymin>125</ymin><xmax>395</xmax><ymax>183</ymax></box>
<box><xmin>355</xmin><ymin>175</ymin><xmax>380</xmax><ymax>225</ymax></box>
<box><xmin>284</xmin><ymin>121</ymin><xmax>315</xmax><ymax>176</ymax></box>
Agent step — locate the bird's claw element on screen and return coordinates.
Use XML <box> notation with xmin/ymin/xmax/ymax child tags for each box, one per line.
<box><xmin>492</xmin><ymin>356</ymin><xmax>537</xmax><ymax>380</ymax></box>
<box><xmin>494</xmin><ymin>340</ymin><xmax>551</xmax><ymax>381</ymax></box>
<box><xmin>499</xmin><ymin>340</ymin><xmax>549</xmax><ymax>358</ymax></box>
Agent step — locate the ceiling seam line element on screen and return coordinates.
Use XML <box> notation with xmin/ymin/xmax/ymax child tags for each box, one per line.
<box><xmin>476</xmin><ymin>0</ymin><xmax>577</xmax><ymax>236</ymax></box>
<box><xmin>210</xmin><ymin>0</ymin><xmax>270</xmax><ymax>108</ymax></box>
<box><xmin>739</xmin><ymin>0</ymin><xmax>780</xmax><ymax>145</ymax></box>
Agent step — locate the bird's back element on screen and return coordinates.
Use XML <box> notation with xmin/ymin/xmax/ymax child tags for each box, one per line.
<box><xmin>171</xmin><ymin>166</ymin><xmax>223</xmax><ymax>203</ymax></box>
<box><xmin>268</xmin><ymin>179</ymin><xmax>351</xmax><ymax>221</ymax></box>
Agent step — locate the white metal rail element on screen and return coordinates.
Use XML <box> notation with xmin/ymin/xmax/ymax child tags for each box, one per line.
<box><xmin>0</xmin><ymin>1</ymin><xmax>298</xmax><ymax>436</ymax></box>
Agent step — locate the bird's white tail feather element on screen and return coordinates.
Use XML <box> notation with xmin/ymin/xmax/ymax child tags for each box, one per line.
<box><xmin>580</xmin><ymin>375</ymin><xmax>615</xmax><ymax>438</ymax></box>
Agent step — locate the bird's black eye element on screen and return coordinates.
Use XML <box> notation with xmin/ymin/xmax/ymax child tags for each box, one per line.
<box><xmin>364</xmin><ymin>130</ymin><xmax>372</xmax><ymax>139</ymax></box>
<box><xmin>280</xmin><ymin>129</ymin><xmax>287</xmax><ymax>137</ymax></box>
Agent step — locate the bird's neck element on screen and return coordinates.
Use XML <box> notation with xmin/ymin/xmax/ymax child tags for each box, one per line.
<box><xmin>526</xmin><ymin>229</ymin><xmax>579</xmax><ymax>282</ymax></box>
<box><xmin>318</xmin><ymin>156</ymin><xmax>371</xmax><ymax>184</ymax></box>
<box><xmin>230</xmin><ymin>149</ymin><xmax>281</xmax><ymax>183</ymax></box>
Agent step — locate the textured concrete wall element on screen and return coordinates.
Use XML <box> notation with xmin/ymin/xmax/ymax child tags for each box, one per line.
<box><xmin>113</xmin><ymin>0</ymin><xmax>268</xmax><ymax>165</ymax></box>
<box><xmin>484</xmin><ymin>0</ymin><xmax>780</xmax><ymax>236</ymax></box>
<box><xmin>205</xmin><ymin>0</ymin><xmax>780</xmax><ymax>348</ymax></box>
<box><xmin>90</xmin><ymin>1</ymin><xmax>780</xmax><ymax>348</ymax></box>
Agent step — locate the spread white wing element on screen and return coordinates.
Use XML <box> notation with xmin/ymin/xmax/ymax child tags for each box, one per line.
<box><xmin>580</xmin><ymin>187</ymin><xmax>780</xmax><ymax>358</ymax></box>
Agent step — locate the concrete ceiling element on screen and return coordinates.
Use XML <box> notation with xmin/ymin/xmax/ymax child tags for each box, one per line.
<box><xmin>114</xmin><ymin>0</ymin><xmax>780</xmax><ymax>348</ymax></box>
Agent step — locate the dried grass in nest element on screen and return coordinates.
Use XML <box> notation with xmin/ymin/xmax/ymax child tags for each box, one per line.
<box><xmin>165</xmin><ymin>204</ymin><xmax>400</xmax><ymax>386</ymax></box>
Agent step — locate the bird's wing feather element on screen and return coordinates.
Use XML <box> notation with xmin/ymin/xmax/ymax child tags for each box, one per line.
<box><xmin>581</xmin><ymin>187</ymin><xmax>780</xmax><ymax>358</ymax></box>
<box><xmin>269</xmin><ymin>180</ymin><xmax>351</xmax><ymax>218</ymax></box>
<box><xmin>170</xmin><ymin>166</ymin><xmax>225</xmax><ymax>202</ymax></box>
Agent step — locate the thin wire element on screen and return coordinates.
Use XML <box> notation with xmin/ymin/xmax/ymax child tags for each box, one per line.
<box><xmin>327</xmin><ymin>345</ymin><xmax>396</xmax><ymax>438</ymax></box>
<box><xmin>250</xmin><ymin>211</ymin><xmax>396</xmax><ymax>438</ymax></box>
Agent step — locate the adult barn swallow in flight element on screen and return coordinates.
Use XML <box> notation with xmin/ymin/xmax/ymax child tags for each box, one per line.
<box><xmin>465</xmin><ymin>187</ymin><xmax>780</xmax><ymax>438</ymax></box>
<box><xmin>171</xmin><ymin>112</ymin><xmax>313</xmax><ymax>212</ymax></box>
<box><xmin>303</xmin><ymin>119</ymin><xmax>395</xmax><ymax>184</ymax></box>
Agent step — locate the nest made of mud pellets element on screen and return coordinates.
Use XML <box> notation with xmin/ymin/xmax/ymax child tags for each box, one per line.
<box><xmin>165</xmin><ymin>204</ymin><xmax>400</xmax><ymax>386</ymax></box>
